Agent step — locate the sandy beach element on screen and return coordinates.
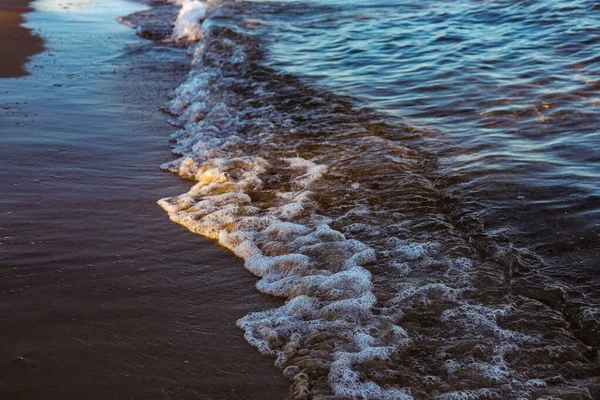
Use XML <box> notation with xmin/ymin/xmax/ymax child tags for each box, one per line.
<box><xmin>0</xmin><ymin>0</ymin><xmax>44</xmax><ymax>78</ymax></box>
<box><xmin>0</xmin><ymin>1</ymin><xmax>288</xmax><ymax>398</ymax></box>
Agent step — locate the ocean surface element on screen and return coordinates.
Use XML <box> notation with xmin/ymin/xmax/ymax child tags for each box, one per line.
<box><xmin>122</xmin><ymin>0</ymin><xmax>599</xmax><ymax>398</ymax></box>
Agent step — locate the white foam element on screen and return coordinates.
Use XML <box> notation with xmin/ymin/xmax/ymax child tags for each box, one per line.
<box><xmin>284</xmin><ymin>157</ymin><xmax>327</xmax><ymax>188</ymax></box>
<box><xmin>441</xmin><ymin>304</ymin><xmax>531</xmax><ymax>342</ymax></box>
<box><xmin>437</xmin><ymin>388</ymin><xmax>501</xmax><ymax>400</ymax></box>
<box><xmin>155</xmin><ymin>4</ymin><xmax>575</xmax><ymax>397</ymax></box>
<box><xmin>158</xmin><ymin>135</ymin><xmax>409</xmax><ymax>397</ymax></box>
<box><xmin>172</xmin><ymin>0</ymin><xmax>210</xmax><ymax>42</ymax></box>
<box><xmin>159</xmin><ymin>144</ymin><xmax>414</xmax><ymax>397</ymax></box>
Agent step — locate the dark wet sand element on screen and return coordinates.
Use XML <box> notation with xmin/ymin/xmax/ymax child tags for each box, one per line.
<box><xmin>0</xmin><ymin>1</ymin><xmax>288</xmax><ymax>399</ymax></box>
<box><xmin>0</xmin><ymin>0</ymin><xmax>44</xmax><ymax>78</ymax></box>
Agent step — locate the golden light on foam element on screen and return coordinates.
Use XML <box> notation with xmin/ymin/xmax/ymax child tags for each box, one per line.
<box><xmin>197</xmin><ymin>168</ymin><xmax>228</xmax><ymax>185</ymax></box>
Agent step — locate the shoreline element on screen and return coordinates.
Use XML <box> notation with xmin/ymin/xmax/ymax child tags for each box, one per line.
<box><xmin>0</xmin><ymin>0</ymin><xmax>44</xmax><ymax>78</ymax></box>
<box><xmin>0</xmin><ymin>0</ymin><xmax>289</xmax><ymax>398</ymax></box>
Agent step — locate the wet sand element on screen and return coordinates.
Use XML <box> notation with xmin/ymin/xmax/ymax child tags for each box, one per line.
<box><xmin>0</xmin><ymin>0</ymin><xmax>288</xmax><ymax>398</ymax></box>
<box><xmin>0</xmin><ymin>0</ymin><xmax>44</xmax><ymax>78</ymax></box>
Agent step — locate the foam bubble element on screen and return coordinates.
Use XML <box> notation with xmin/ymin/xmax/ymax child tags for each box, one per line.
<box><xmin>437</xmin><ymin>388</ymin><xmax>501</xmax><ymax>400</ymax></box>
<box><xmin>172</xmin><ymin>0</ymin><xmax>210</xmax><ymax>42</ymax></box>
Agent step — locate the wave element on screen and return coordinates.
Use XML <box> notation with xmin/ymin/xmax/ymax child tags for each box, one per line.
<box><xmin>121</xmin><ymin>1</ymin><xmax>600</xmax><ymax>398</ymax></box>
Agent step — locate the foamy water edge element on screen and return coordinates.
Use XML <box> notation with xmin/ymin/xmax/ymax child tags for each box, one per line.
<box><xmin>139</xmin><ymin>1</ymin><xmax>600</xmax><ymax>398</ymax></box>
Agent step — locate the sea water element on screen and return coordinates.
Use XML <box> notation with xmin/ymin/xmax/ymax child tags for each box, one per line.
<box><xmin>122</xmin><ymin>0</ymin><xmax>599</xmax><ymax>398</ymax></box>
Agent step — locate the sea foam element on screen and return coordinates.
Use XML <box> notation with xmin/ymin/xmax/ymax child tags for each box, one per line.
<box><xmin>155</xmin><ymin>1</ymin><xmax>600</xmax><ymax>398</ymax></box>
<box><xmin>172</xmin><ymin>0</ymin><xmax>211</xmax><ymax>41</ymax></box>
<box><xmin>158</xmin><ymin>3</ymin><xmax>416</xmax><ymax>396</ymax></box>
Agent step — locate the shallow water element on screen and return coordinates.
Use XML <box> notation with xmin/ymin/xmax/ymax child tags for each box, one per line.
<box><xmin>132</xmin><ymin>0</ymin><xmax>600</xmax><ymax>398</ymax></box>
<box><xmin>0</xmin><ymin>0</ymin><xmax>289</xmax><ymax>398</ymax></box>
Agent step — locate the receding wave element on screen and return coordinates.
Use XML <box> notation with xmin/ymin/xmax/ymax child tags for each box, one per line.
<box><xmin>120</xmin><ymin>1</ymin><xmax>599</xmax><ymax>398</ymax></box>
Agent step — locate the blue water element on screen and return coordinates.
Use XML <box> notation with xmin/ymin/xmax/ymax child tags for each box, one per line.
<box><xmin>124</xmin><ymin>0</ymin><xmax>600</xmax><ymax>398</ymax></box>
<box><xmin>265</xmin><ymin>0</ymin><xmax>600</xmax><ymax>276</ymax></box>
